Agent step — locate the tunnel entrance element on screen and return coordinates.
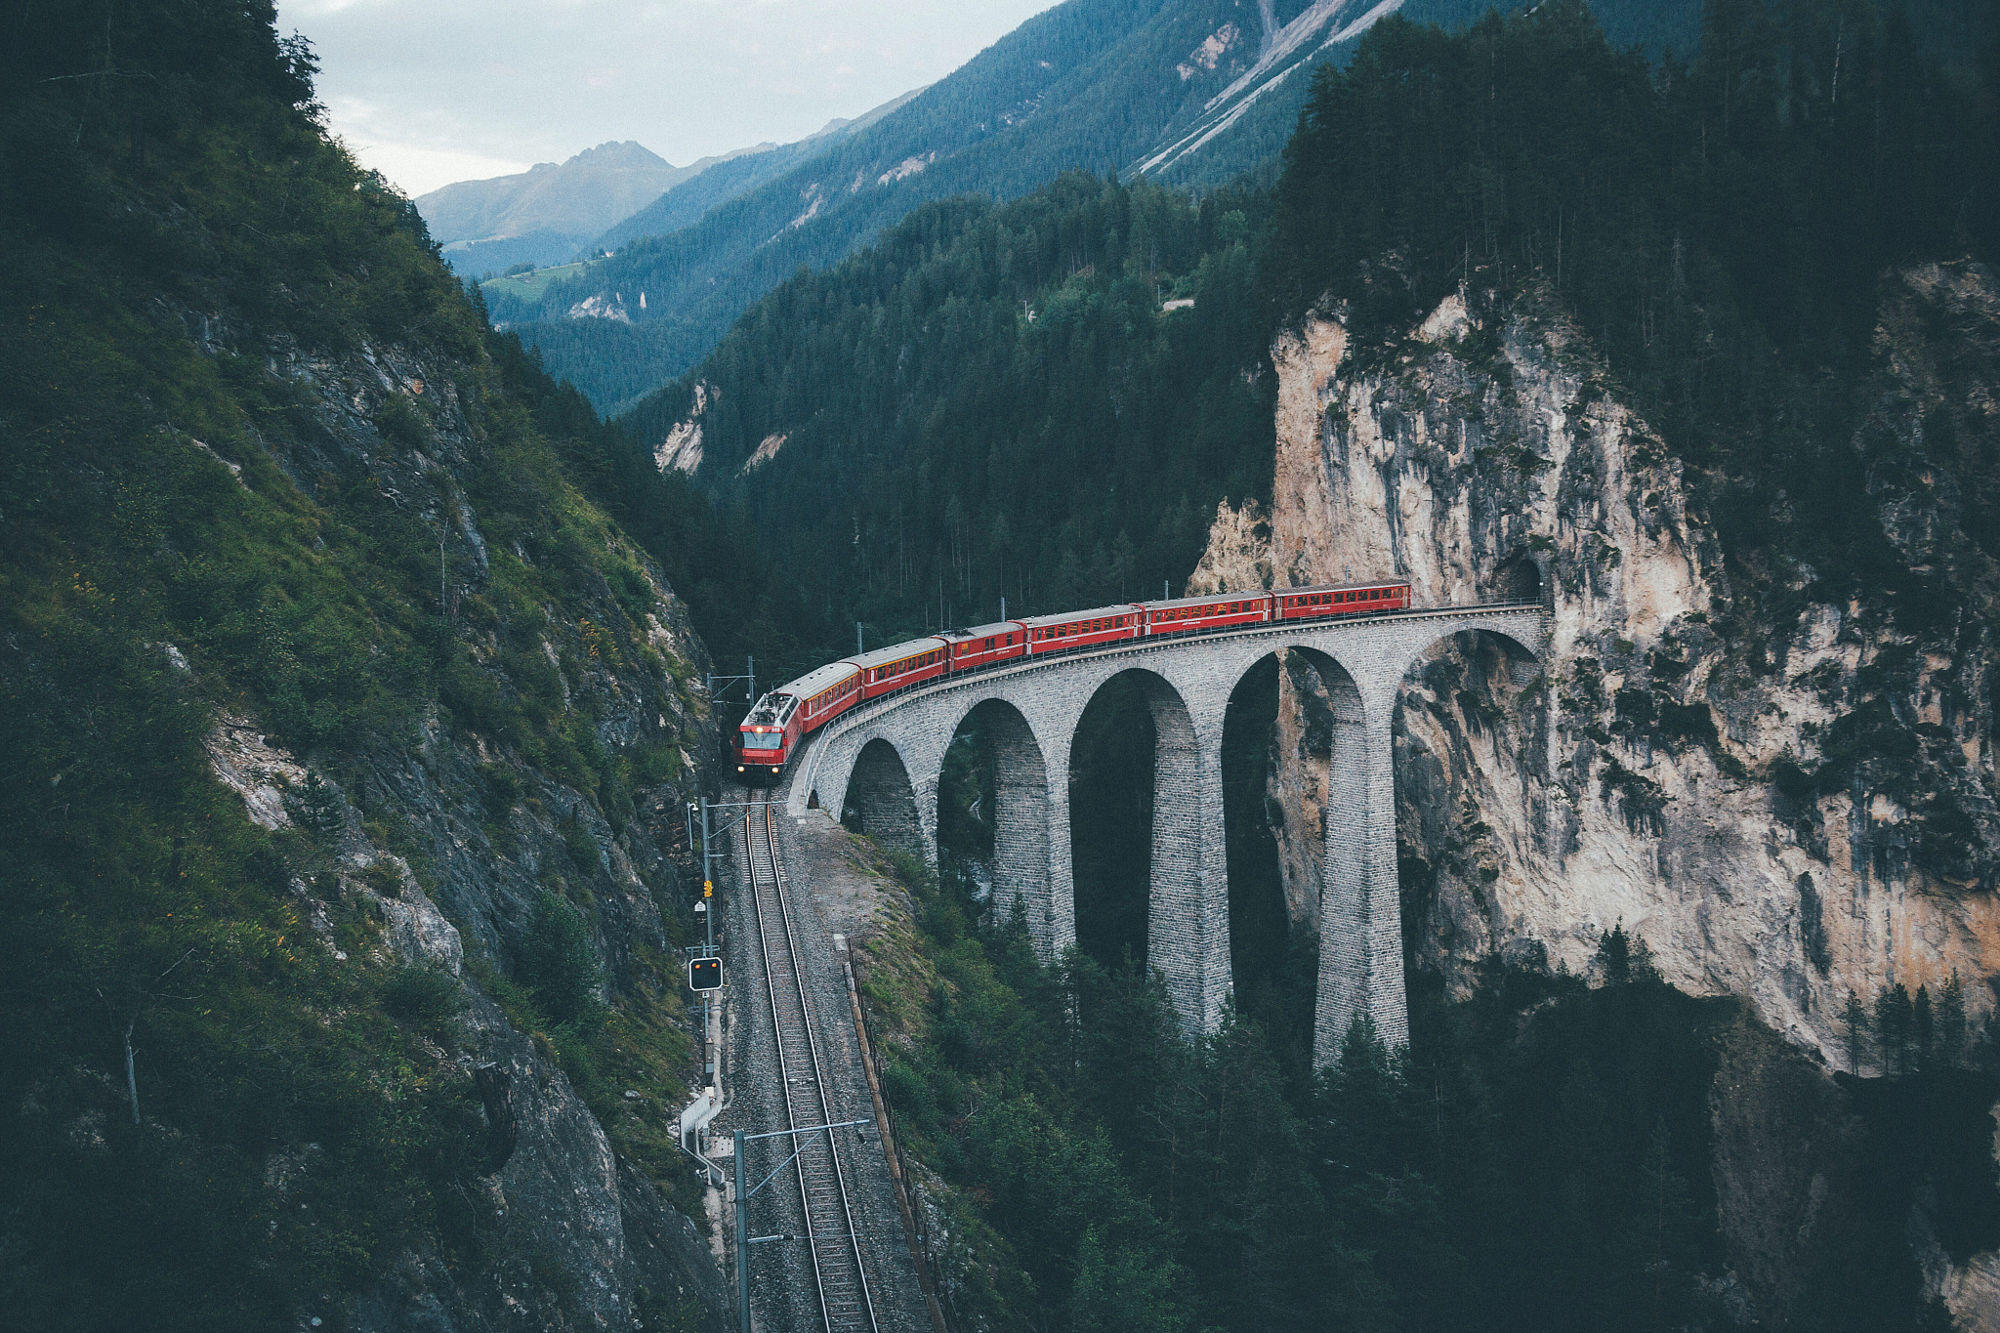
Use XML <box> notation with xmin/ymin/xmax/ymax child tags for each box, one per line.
<box><xmin>1492</xmin><ymin>550</ymin><xmax>1544</xmax><ymax>603</ymax></box>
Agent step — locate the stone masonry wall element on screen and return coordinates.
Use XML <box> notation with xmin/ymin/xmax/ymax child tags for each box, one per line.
<box><xmin>785</xmin><ymin>606</ymin><xmax>1546</xmax><ymax>1060</ymax></box>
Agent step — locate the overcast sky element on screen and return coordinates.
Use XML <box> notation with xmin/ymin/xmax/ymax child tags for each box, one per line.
<box><xmin>276</xmin><ymin>0</ymin><xmax>1061</xmax><ymax>198</ymax></box>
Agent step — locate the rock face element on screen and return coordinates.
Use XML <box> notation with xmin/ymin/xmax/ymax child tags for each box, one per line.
<box><xmin>1195</xmin><ymin>269</ymin><xmax>2000</xmax><ymax>1070</ymax></box>
<box><xmin>1196</xmin><ymin>267</ymin><xmax>2000</xmax><ymax>1326</ymax></box>
<box><xmin>194</xmin><ymin>323</ymin><xmax>731</xmax><ymax>1331</ymax></box>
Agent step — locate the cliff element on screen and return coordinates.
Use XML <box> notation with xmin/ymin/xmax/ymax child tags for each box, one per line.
<box><xmin>1192</xmin><ymin>267</ymin><xmax>2000</xmax><ymax>1325</ymax></box>
<box><xmin>1194</xmin><ymin>269</ymin><xmax>2000</xmax><ymax>1065</ymax></box>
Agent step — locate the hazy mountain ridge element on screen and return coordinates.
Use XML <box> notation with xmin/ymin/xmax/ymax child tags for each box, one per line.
<box><xmin>591</xmin><ymin>89</ymin><xmax>925</xmax><ymax>255</ymax></box>
<box><xmin>488</xmin><ymin>0</ymin><xmax>1283</xmax><ymax>408</ymax></box>
<box><xmin>417</xmin><ymin>139</ymin><xmax>690</xmax><ymax>276</ymax></box>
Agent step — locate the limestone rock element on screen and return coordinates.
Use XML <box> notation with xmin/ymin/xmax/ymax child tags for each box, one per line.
<box><xmin>1202</xmin><ymin>272</ymin><xmax>2000</xmax><ymax>1070</ymax></box>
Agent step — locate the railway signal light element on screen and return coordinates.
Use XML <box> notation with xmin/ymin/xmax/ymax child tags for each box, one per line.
<box><xmin>689</xmin><ymin>956</ymin><xmax>722</xmax><ymax>992</ymax></box>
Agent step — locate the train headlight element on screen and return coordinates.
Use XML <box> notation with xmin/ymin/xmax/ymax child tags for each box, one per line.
<box><xmin>736</xmin><ymin>765</ymin><xmax>744</xmax><ymax>773</ymax></box>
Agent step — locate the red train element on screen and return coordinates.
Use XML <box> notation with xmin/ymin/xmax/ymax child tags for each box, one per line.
<box><xmin>735</xmin><ymin>580</ymin><xmax>1411</xmax><ymax>777</ymax></box>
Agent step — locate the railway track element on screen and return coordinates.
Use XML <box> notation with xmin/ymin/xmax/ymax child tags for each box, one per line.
<box><xmin>742</xmin><ymin>799</ymin><xmax>879</xmax><ymax>1333</ymax></box>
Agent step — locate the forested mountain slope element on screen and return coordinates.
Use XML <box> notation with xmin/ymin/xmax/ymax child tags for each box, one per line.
<box><xmin>1</xmin><ymin>6</ymin><xmax>735</xmax><ymax>1328</ymax></box>
<box><xmin>590</xmin><ymin>91</ymin><xmax>924</xmax><ymax>257</ymax></box>
<box><xmin>620</xmin><ymin>173</ymin><xmax>1278</xmax><ymax>668</ymax></box>
<box><xmin>491</xmin><ymin>0</ymin><xmax>1689</xmax><ymax>413</ymax></box>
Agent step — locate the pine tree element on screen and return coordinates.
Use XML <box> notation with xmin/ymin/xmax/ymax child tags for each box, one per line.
<box><xmin>1597</xmin><ymin>923</ymin><xmax>1633</xmax><ymax>984</ymax></box>
<box><xmin>1875</xmin><ymin>983</ymin><xmax>1914</xmax><ymax>1077</ymax></box>
<box><xmin>1935</xmin><ymin>972</ymin><xmax>1967</xmax><ymax>1068</ymax></box>
<box><xmin>1842</xmin><ymin>990</ymin><xmax>1870</xmax><ymax>1073</ymax></box>
<box><xmin>1913</xmin><ymin>986</ymin><xmax>1934</xmax><ymax>1072</ymax></box>
<box><xmin>291</xmin><ymin>770</ymin><xmax>344</xmax><ymax>840</ymax></box>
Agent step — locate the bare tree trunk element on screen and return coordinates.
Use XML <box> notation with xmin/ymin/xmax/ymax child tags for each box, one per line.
<box><xmin>123</xmin><ymin>1019</ymin><xmax>140</xmax><ymax>1125</ymax></box>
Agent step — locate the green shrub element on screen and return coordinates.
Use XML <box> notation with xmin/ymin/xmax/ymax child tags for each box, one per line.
<box><xmin>516</xmin><ymin>890</ymin><xmax>601</xmax><ymax>1027</ymax></box>
<box><xmin>378</xmin><ymin>963</ymin><xmax>467</xmax><ymax>1038</ymax></box>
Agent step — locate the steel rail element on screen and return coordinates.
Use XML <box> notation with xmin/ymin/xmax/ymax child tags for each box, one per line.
<box><xmin>742</xmin><ymin>800</ymin><xmax>878</xmax><ymax>1332</ymax></box>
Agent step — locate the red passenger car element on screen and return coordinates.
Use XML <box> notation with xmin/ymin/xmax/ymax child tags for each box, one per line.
<box><xmin>1139</xmin><ymin>592</ymin><xmax>1273</xmax><ymax>635</ymax></box>
<box><xmin>1019</xmin><ymin>606</ymin><xmax>1143</xmax><ymax>655</ymax></box>
<box><xmin>941</xmin><ymin>621</ymin><xmax>1029</xmax><ymax>672</ymax></box>
<box><xmin>850</xmin><ymin>638</ymin><xmax>950</xmax><ymax>699</ymax></box>
<box><xmin>735</xmin><ymin>661</ymin><xmax>862</xmax><ymax>779</ymax></box>
<box><xmin>1274</xmin><ymin>581</ymin><xmax>1410</xmax><ymax>620</ymax></box>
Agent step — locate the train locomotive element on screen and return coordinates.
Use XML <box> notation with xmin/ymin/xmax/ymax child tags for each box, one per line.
<box><xmin>735</xmin><ymin>579</ymin><xmax>1410</xmax><ymax>779</ymax></box>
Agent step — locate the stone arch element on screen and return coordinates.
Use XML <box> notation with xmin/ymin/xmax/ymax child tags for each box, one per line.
<box><xmin>1398</xmin><ymin>626</ymin><xmax>1544</xmax><ymax>700</ymax></box>
<box><xmin>841</xmin><ymin>737</ymin><xmax>925</xmax><ymax>861</ymax></box>
<box><xmin>1222</xmin><ymin>645</ymin><xmax>1377</xmax><ymax>1064</ymax></box>
<box><xmin>1070</xmin><ymin>667</ymin><xmax>1222</xmax><ymax>1025</ymax></box>
<box><xmin>939</xmin><ymin>697</ymin><xmax>1052</xmax><ymax>937</ymax></box>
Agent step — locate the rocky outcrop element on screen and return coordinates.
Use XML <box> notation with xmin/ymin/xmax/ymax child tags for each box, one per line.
<box><xmin>1197</xmin><ymin>270</ymin><xmax>2000</xmax><ymax>1067</ymax></box>
<box><xmin>655</xmin><ymin>381</ymin><xmax>713</xmax><ymax>474</ymax></box>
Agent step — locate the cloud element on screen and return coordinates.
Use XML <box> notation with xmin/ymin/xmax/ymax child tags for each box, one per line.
<box><xmin>279</xmin><ymin>0</ymin><xmax>1059</xmax><ymax>191</ymax></box>
<box><xmin>336</xmin><ymin>137</ymin><xmax>533</xmax><ymax>197</ymax></box>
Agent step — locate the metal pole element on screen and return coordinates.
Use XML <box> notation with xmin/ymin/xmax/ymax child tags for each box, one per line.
<box><xmin>1163</xmin><ymin>579</ymin><xmax>1169</xmax><ymax>600</ymax></box>
<box><xmin>735</xmin><ymin>1127</ymin><xmax>751</xmax><ymax>1333</ymax></box>
<box><xmin>1000</xmin><ymin>595</ymin><xmax>1006</xmax><ymax>622</ymax></box>
<box><xmin>747</xmin><ymin>655</ymin><xmax>754</xmax><ymax>705</ymax></box>
<box><xmin>856</xmin><ymin>621</ymin><xmax>863</xmax><ymax>655</ymax></box>
<box><xmin>700</xmin><ymin>799</ymin><xmax>715</xmax><ymax>955</ymax></box>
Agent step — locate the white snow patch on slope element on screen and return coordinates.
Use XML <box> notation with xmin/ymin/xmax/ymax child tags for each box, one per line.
<box><xmin>1137</xmin><ymin>0</ymin><xmax>1404</xmax><ymax>176</ymax></box>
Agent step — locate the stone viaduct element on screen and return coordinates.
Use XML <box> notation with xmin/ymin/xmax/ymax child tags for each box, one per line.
<box><xmin>781</xmin><ymin>605</ymin><xmax>1546</xmax><ymax>1066</ymax></box>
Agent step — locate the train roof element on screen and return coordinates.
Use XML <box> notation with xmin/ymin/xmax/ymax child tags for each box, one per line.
<box><xmin>846</xmin><ymin>637</ymin><xmax>948</xmax><ymax>671</ymax></box>
<box><xmin>1017</xmin><ymin>604</ymin><xmax>1142</xmax><ymax>629</ymax></box>
<box><xmin>1140</xmin><ymin>591</ymin><xmax>1271</xmax><ymax>611</ymax></box>
<box><xmin>1276</xmin><ymin>578</ymin><xmax>1408</xmax><ymax>595</ymax></box>
<box><xmin>939</xmin><ymin>621</ymin><xmax>1021</xmax><ymax>642</ymax></box>
<box><xmin>776</xmin><ymin>660</ymin><xmax>860</xmax><ymax>699</ymax></box>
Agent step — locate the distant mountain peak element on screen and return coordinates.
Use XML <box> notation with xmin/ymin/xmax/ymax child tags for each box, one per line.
<box><xmin>415</xmin><ymin>140</ymin><xmax>692</xmax><ymax>277</ymax></box>
<box><xmin>571</xmin><ymin>140</ymin><xmax>673</xmax><ymax>169</ymax></box>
